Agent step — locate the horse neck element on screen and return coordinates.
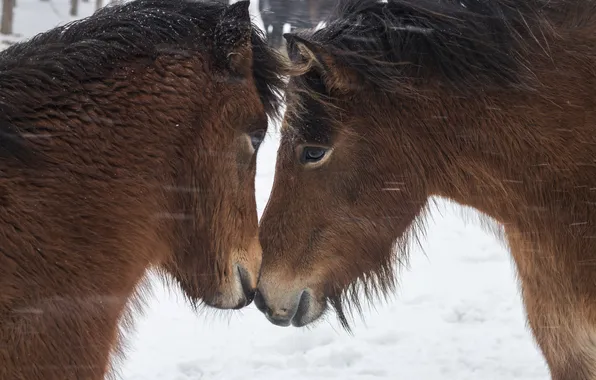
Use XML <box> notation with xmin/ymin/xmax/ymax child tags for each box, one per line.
<box><xmin>413</xmin><ymin>85</ymin><xmax>596</xmax><ymax>236</ymax></box>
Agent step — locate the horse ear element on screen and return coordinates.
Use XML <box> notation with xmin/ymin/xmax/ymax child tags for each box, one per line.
<box><xmin>214</xmin><ymin>0</ymin><xmax>253</xmax><ymax>76</ymax></box>
<box><xmin>284</xmin><ymin>33</ymin><xmax>355</xmax><ymax>93</ymax></box>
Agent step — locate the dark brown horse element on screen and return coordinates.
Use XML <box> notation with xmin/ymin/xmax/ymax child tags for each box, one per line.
<box><xmin>0</xmin><ymin>0</ymin><xmax>285</xmax><ymax>378</ymax></box>
<box><xmin>255</xmin><ymin>0</ymin><xmax>596</xmax><ymax>378</ymax></box>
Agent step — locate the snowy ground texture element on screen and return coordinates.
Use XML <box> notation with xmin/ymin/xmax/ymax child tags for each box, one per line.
<box><xmin>11</xmin><ymin>0</ymin><xmax>550</xmax><ymax>378</ymax></box>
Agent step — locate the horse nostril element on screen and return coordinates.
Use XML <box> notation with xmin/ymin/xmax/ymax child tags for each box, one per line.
<box><xmin>253</xmin><ymin>289</ymin><xmax>267</xmax><ymax>312</ymax></box>
<box><xmin>236</xmin><ymin>265</ymin><xmax>256</xmax><ymax>305</ymax></box>
<box><xmin>244</xmin><ymin>287</ymin><xmax>256</xmax><ymax>304</ymax></box>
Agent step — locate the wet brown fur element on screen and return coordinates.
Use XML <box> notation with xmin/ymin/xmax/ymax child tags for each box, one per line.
<box><xmin>0</xmin><ymin>0</ymin><xmax>286</xmax><ymax>379</ymax></box>
<box><xmin>257</xmin><ymin>0</ymin><xmax>596</xmax><ymax>378</ymax></box>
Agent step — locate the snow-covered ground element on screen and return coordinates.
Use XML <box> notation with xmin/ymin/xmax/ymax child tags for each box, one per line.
<box><xmin>9</xmin><ymin>1</ymin><xmax>549</xmax><ymax>378</ymax></box>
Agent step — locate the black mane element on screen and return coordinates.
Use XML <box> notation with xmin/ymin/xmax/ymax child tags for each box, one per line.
<box><xmin>289</xmin><ymin>0</ymin><xmax>592</xmax><ymax>93</ymax></box>
<box><xmin>0</xmin><ymin>0</ymin><xmax>285</xmax><ymax>163</ymax></box>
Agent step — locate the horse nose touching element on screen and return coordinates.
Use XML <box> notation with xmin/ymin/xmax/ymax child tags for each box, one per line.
<box><xmin>234</xmin><ymin>263</ymin><xmax>257</xmax><ymax>308</ymax></box>
<box><xmin>208</xmin><ymin>253</ymin><xmax>260</xmax><ymax>310</ymax></box>
<box><xmin>221</xmin><ymin>236</ymin><xmax>262</xmax><ymax>309</ymax></box>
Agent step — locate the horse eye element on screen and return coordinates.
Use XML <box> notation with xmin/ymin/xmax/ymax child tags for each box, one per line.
<box><xmin>248</xmin><ymin>130</ymin><xmax>265</xmax><ymax>151</ymax></box>
<box><xmin>301</xmin><ymin>146</ymin><xmax>328</xmax><ymax>164</ymax></box>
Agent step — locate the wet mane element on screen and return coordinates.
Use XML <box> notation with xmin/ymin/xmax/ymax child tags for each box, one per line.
<box><xmin>0</xmin><ymin>0</ymin><xmax>286</xmax><ymax>163</ymax></box>
<box><xmin>288</xmin><ymin>0</ymin><xmax>596</xmax><ymax>94</ymax></box>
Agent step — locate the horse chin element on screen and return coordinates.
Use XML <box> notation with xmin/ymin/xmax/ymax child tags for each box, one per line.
<box><xmin>289</xmin><ymin>291</ymin><xmax>328</xmax><ymax>327</ymax></box>
<box><xmin>290</xmin><ymin>300</ymin><xmax>327</xmax><ymax>327</ymax></box>
<box><xmin>203</xmin><ymin>296</ymin><xmax>252</xmax><ymax>310</ymax></box>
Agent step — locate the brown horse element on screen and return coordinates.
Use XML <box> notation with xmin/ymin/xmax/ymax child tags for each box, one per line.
<box><xmin>0</xmin><ymin>0</ymin><xmax>285</xmax><ymax>379</ymax></box>
<box><xmin>255</xmin><ymin>0</ymin><xmax>596</xmax><ymax>378</ymax></box>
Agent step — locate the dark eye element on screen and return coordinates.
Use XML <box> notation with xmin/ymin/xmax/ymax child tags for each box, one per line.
<box><xmin>248</xmin><ymin>130</ymin><xmax>266</xmax><ymax>151</ymax></box>
<box><xmin>301</xmin><ymin>146</ymin><xmax>328</xmax><ymax>164</ymax></box>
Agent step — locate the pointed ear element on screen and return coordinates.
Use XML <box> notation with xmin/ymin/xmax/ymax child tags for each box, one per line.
<box><xmin>214</xmin><ymin>0</ymin><xmax>253</xmax><ymax>77</ymax></box>
<box><xmin>284</xmin><ymin>33</ymin><xmax>356</xmax><ymax>93</ymax></box>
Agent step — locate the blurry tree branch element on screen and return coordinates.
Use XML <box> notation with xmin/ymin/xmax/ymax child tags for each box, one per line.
<box><xmin>1</xmin><ymin>0</ymin><xmax>14</xmax><ymax>35</ymax></box>
<box><xmin>70</xmin><ymin>0</ymin><xmax>77</xmax><ymax>16</ymax></box>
